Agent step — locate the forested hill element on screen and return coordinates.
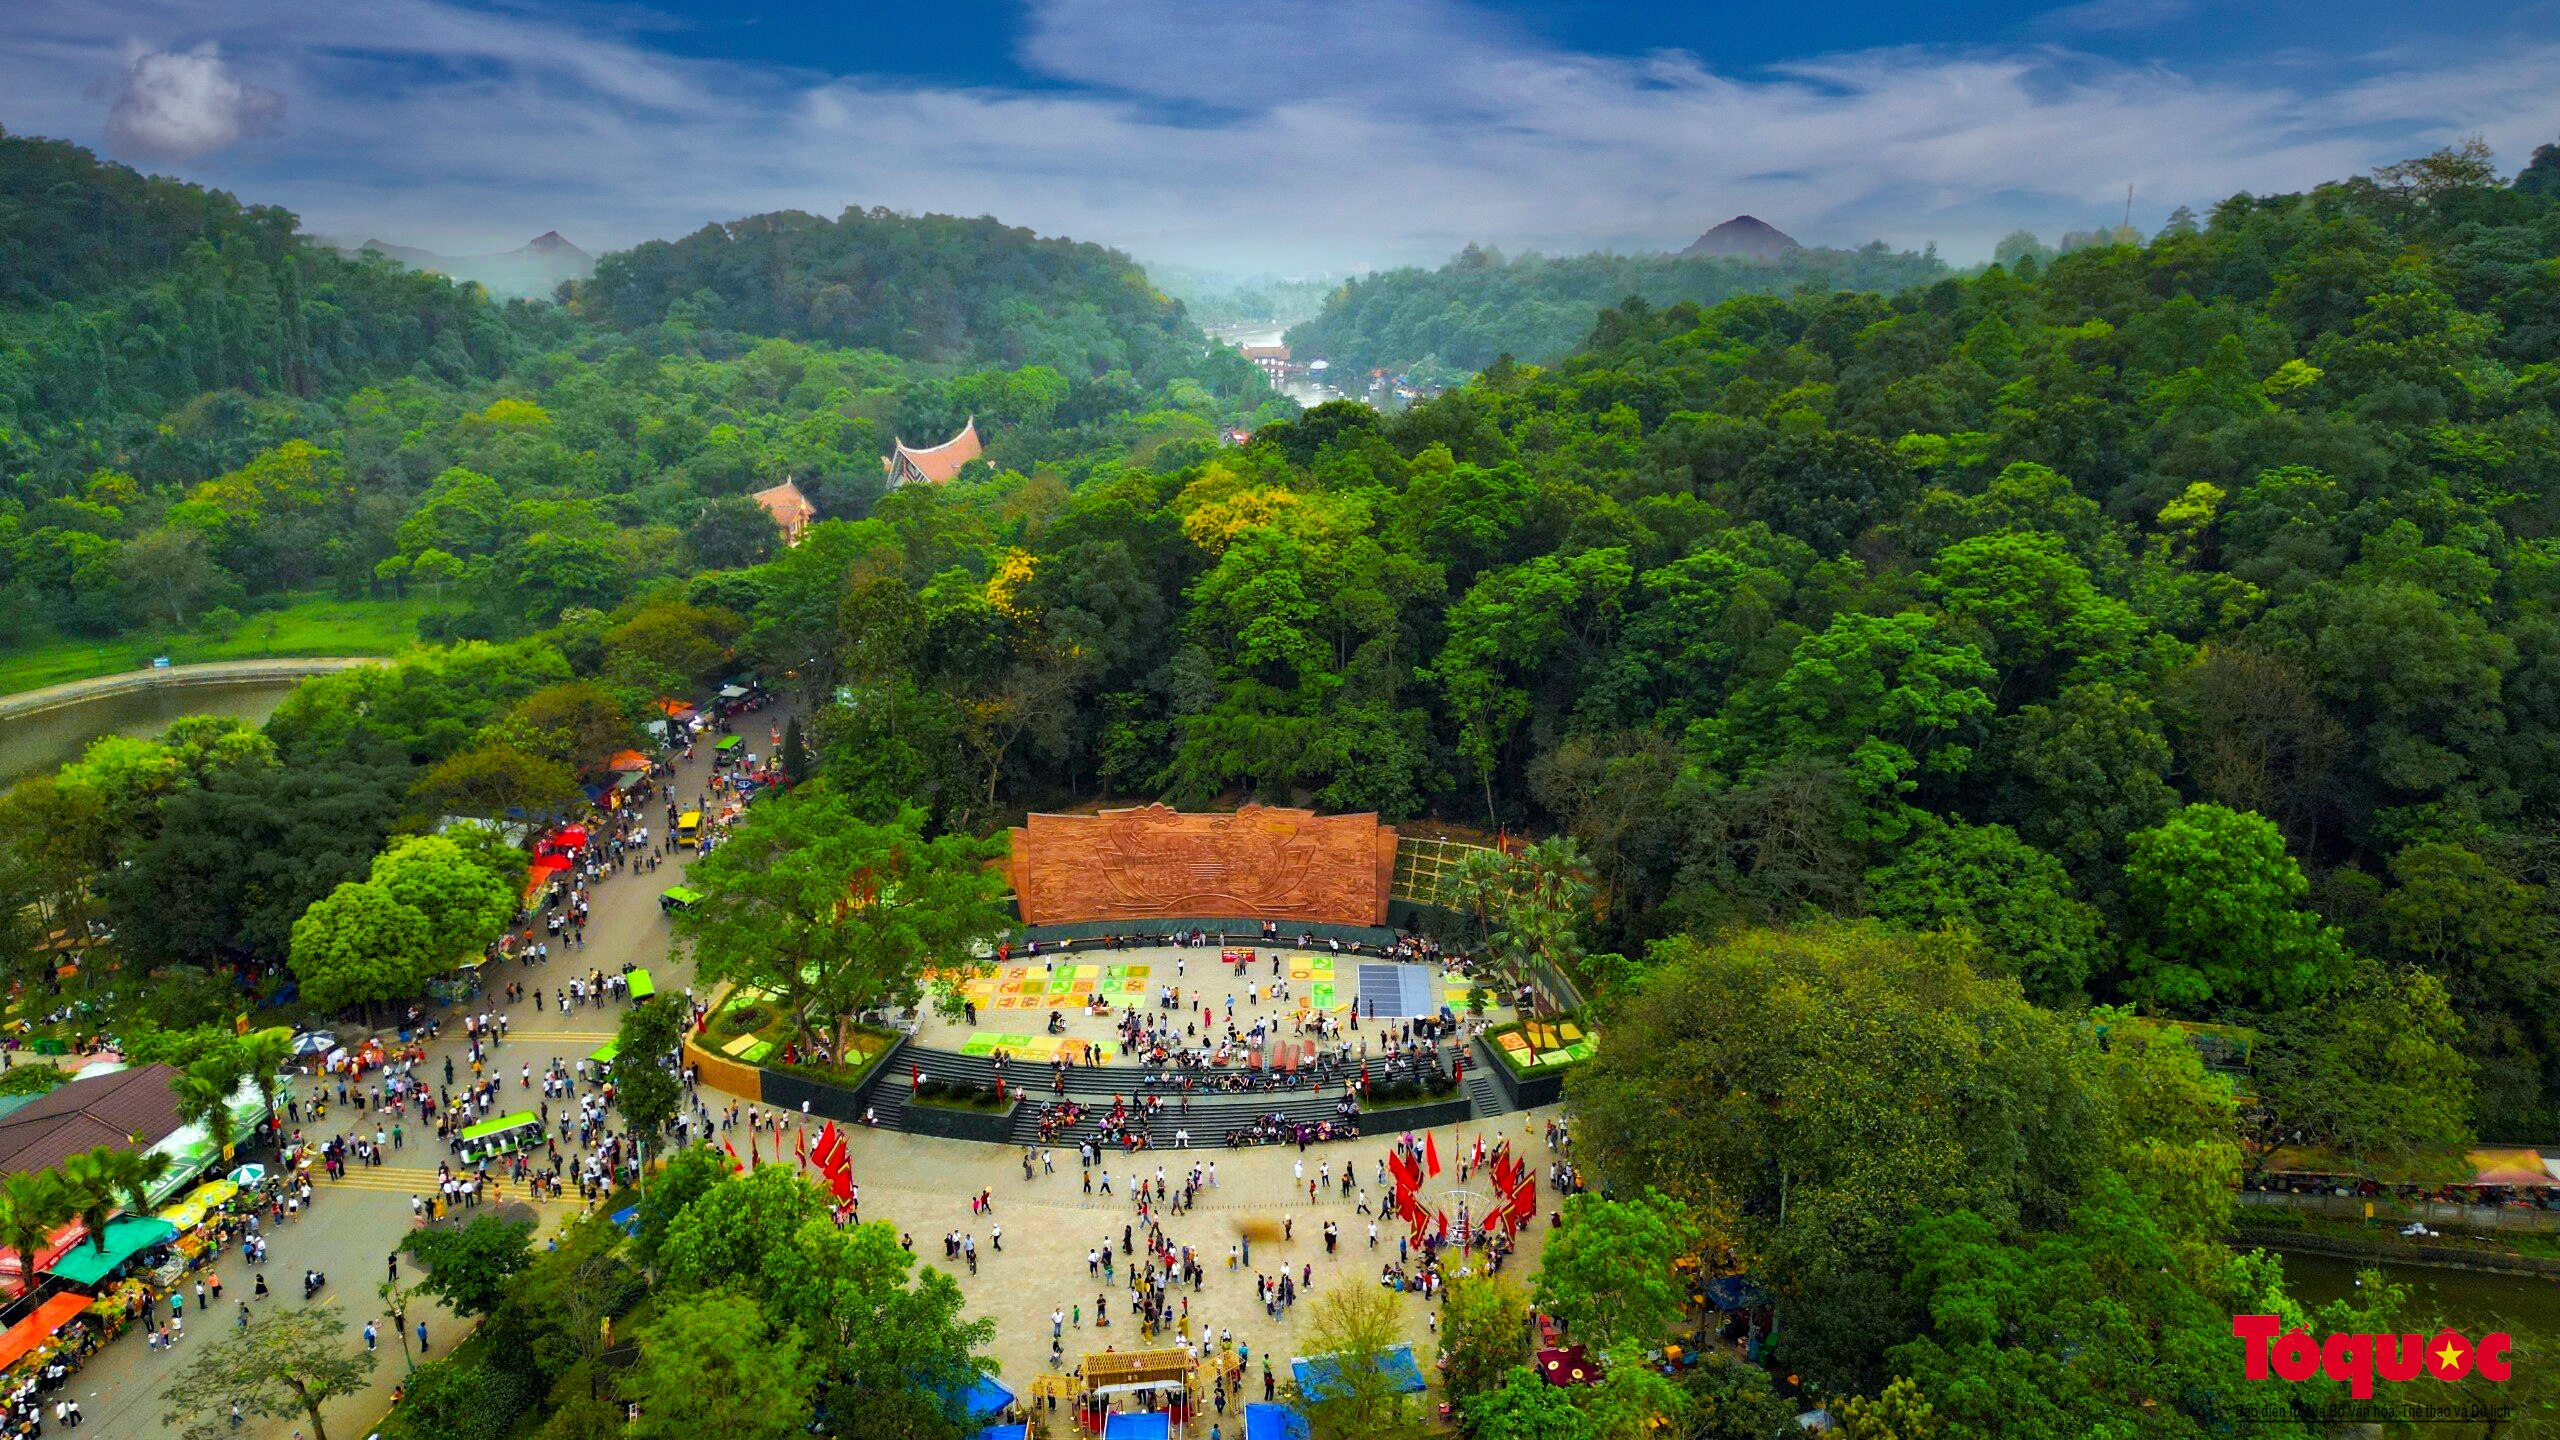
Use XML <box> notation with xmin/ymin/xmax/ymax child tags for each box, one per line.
<box><xmin>1283</xmin><ymin>240</ymin><xmax>1948</xmax><ymax>378</ymax></box>
<box><xmin>577</xmin><ymin>208</ymin><xmax>1261</xmax><ymax>396</ymax></box>
<box><xmin>0</xmin><ymin>129</ymin><xmax>529</xmax><ymax>493</ymax></box>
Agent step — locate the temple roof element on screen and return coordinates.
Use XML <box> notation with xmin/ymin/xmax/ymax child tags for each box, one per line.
<box><xmin>749</xmin><ymin>479</ymin><xmax>815</xmax><ymax>528</ymax></box>
<box><xmin>886</xmin><ymin>417</ymin><xmax>983</xmax><ymax>484</ymax></box>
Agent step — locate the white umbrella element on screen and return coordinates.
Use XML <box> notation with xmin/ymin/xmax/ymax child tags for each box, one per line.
<box><xmin>229</xmin><ymin>1164</ymin><xmax>266</xmax><ymax>1187</ymax></box>
<box><xmin>290</xmin><ymin>1031</ymin><xmax>337</xmax><ymax>1056</ymax></box>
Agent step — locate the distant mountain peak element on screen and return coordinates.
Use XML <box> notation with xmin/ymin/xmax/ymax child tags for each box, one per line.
<box><xmin>1681</xmin><ymin>215</ymin><xmax>1802</xmax><ymax>259</ymax></box>
<box><xmin>522</xmin><ymin>231</ymin><xmax>584</xmax><ymax>256</ymax></box>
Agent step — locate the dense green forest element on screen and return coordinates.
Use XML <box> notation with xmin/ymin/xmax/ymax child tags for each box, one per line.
<box><xmin>12</xmin><ymin>127</ymin><xmax>2560</xmax><ymax>1440</ymax></box>
<box><xmin>579</xmin><ymin>207</ymin><xmax>1261</xmax><ymax>393</ymax></box>
<box><xmin>1284</xmin><ymin>240</ymin><xmax>1949</xmax><ymax>378</ymax></box>
<box><xmin>0</xmin><ymin>128</ymin><xmax>535</xmax><ymax>494</ymax></box>
<box><xmin>0</xmin><ymin>131</ymin><xmax>1284</xmax><ymax>651</ymax></box>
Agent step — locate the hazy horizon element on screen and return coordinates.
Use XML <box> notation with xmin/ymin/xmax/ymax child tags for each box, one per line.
<box><xmin>6</xmin><ymin>0</ymin><xmax>2558</xmax><ymax>275</ymax></box>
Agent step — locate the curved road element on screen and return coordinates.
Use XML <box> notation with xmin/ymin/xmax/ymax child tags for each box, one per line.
<box><xmin>0</xmin><ymin>657</ymin><xmax>385</xmax><ymax>719</ymax></box>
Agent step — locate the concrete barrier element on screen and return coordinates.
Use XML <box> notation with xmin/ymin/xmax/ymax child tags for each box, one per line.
<box><xmin>1475</xmin><ymin>1036</ymin><xmax>1568</xmax><ymax>1110</ymax></box>
<box><xmin>681</xmin><ymin>1035</ymin><xmax>765</xmax><ymax>1102</ymax></box>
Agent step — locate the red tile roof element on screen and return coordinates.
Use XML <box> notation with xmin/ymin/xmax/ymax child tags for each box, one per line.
<box><xmin>884</xmin><ymin>418</ymin><xmax>984</xmax><ymax>487</ymax></box>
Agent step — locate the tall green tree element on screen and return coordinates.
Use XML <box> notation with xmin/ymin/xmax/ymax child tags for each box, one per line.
<box><xmin>626</xmin><ymin>1290</ymin><xmax>816</xmax><ymax>1440</ymax></box>
<box><xmin>401</xmin><ymin>1216</ymin><xmax>536</xmax><ymax>1319</ymax></box>
<box><xmin>289</xmin><ymin>881</ymin><xmax>439</xmax><ymax>1019</ymax></box>
<box><xmin>2121</xmin><ymin>803</ymin><xmax>2348</xmax><ymax>1010</ymax></box>
<box><xmin>158</xmin><ymin>1304</ymin><xmax>379</xmax><ymax>1440</ymax></box>
<box><xmin>1533</xmin><ymin>1189</ymin><xmax>1701</xmax><ymax>1353</ymax></box>
<box><xmin>612</xmin><ymin>998</ymin><xmax>687</xmax><ymax>1194</ymax></box>
<box><xmin>672</xmin><ymin>792</ymin><xmax>1010</xmax><ymax>1058</ymax></box>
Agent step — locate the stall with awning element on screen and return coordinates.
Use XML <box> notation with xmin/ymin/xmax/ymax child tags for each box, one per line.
<box><xmin>47</xmin><ymin>1216</ymin><xmax>177</xmax><ymax>1287</ymax></box>
<box><xmin>0</xmin><ymin>1294</ymin><xmax>93</xmax><ymax>1373</ymax></box>
<box><xmin>1099</xmin><ymin>1415</ymin><xmax>1170</xmax><ymax>1440</ymax></box>
<box><xmin>627</xmin><ymin>969</ymin><xmax>656</xmax><ymax>1000</ymax></box>
<box><xmin>142</xmin><ymin>1077</ymin><xmax>267</xmax><ymax>1203</ymax></box>
<box><xmin>589</xmin><ymin>1041</ymin><xmax>620</xmax><ymax>1068</ymax></box>
<box><xmin>0</xmin><ymin>1223</ymin><xmax>86</xmax><ymax>1298</ymax></box>
<box><xmin>607</xmin><ymin>750</ymin><xmax>651</xmax><ymax>773</ymax></box>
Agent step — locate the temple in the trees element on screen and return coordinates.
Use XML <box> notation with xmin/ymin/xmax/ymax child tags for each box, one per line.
<box><xmin>883</xmin><ymin>417</ymin><xmax>984</xmax><ymax>488</ymax></box>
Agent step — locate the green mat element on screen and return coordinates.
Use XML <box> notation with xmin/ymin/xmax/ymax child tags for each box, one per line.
<box><xmin>1310</xmin><ymin>982</ymin><xmax>1335</xmax><ymax>1008</ymax></box>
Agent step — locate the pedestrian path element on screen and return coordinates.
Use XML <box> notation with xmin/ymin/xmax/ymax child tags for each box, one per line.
<box><xmin>314</xmin><ymin>1162</ymin><xmax>576</xmax><ymax>1204</ymax></box>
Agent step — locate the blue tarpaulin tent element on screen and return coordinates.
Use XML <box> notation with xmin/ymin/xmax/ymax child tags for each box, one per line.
<box><xmin>1100</xmin><ymin>1415</ymin><xmax>1171</xmax><ymax>1440</ymax></box>
<box><xmin>1290</xmin><ymin>1346</ymin><xmax>1427</xmax><ymax>1402</ymax></box>
<box><xmin>1244</xmin><ymin>1402</ymin><xmax>1311</xmax><ymax>1440</ymax></box>
<box><xmin>1706</xmin><ymin>1274</ymin><xmax>1770</xmax><ymax>1311</ymax></box>
<box><xmin>973</xmin><ymin>1427</ymin><xmax>1029</xmax><ymax>1440</ymax></box>
<box><xmin>943</xmin><ymin>1374</ymin><xmax>1014</xmax><ymax>1423</ymax></box>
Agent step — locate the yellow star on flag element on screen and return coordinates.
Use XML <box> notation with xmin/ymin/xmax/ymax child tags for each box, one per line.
<box><xmin>2436</xmin><ymin>1340</ymin><xmax>2466</xmax><ymax>1370</ymax></box>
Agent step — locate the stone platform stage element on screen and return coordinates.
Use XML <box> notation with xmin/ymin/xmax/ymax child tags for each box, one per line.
<box><xmin>921</xmin><ymin>944</ymin><xmax>1494</xmax><ymax>1067</ymax></box>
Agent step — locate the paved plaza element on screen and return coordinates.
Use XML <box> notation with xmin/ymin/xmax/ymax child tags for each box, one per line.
<box><xmin>768</xmin><ymin>1113</ymin><xmax>1561</xmax><ymax>1418</ymax></box>
<box><xmin>75</xmin><ymin>706</ymin><xmax>1552</xmax><ymax>1440</ymax></box>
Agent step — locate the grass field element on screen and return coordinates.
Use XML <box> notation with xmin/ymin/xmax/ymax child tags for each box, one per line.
<box><xmin>0</xmin><ymin>592</ymin><xmax>438</xmax><ymax>695</ymax></box>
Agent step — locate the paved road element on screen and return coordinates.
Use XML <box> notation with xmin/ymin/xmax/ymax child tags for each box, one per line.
<box><xmin>0</xmin><ymin>658</ymin><xmax>384</xmax><ymax>715</ymax></box>
<box><xmin>79</xmin><ymin>707</ymin><xmax>777</xmax><ymax>1440</ymax></box>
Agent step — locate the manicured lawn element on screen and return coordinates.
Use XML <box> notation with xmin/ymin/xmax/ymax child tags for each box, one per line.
<box><xmin>0</xmin><ymin>591</ymin><xmax>440</xmax><ymax>695</ymax></box>
<box><xmin>704</xmin><ymin>989</ymin><xmax>898</xmax><ymax>1089</ymax></box>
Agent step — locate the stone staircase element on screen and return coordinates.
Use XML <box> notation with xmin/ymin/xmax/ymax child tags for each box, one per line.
<box><xmin>890</xmin><ymin>1047</ymin><xmax>1433</xmax><ymax>1149</ymax></box>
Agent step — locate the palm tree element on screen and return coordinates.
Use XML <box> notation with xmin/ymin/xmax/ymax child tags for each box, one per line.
<box><xmin>172</xmin><ymin>1059</ymin><xmax>241</xmax><ymax>1166</ymax></box>
<box><xmin>56</xmin><ymin>1151</ymin><xmax>119</xmax><ymax>1253</ymax></box>
<box><xmin>98</xmin><ymin>1146</ymin><xmax>173</xmax><ymax>1220</ymax></box>
<box><xmin>236</xmin><ymin>1028</ymin><xmax>298</xmax><ymax>1147</ymax></box>
<box><xmin>0</xmin><ymin>1172</ymin><xmax>72</xmax><ymax>1289</ymax></box>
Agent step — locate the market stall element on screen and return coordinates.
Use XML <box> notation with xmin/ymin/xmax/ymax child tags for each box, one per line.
<box><xmin>46</xmin><ymin>1216</ymin><xmax>177</xmax><ymax>1289</ymax></box>
<box><xmin>0</xmin><ymin>1293</ymin><xmax>94</xmax><ymax>1376</ymax></box>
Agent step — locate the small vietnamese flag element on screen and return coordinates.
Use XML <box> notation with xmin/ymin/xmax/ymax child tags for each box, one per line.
<box><xmin>1425</xmin><ymin>1132</ymin><xmax>1442</xmax><ymax>1178</ymax></box>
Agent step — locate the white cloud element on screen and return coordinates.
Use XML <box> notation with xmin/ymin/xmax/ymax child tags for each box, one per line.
<box><xmin>5</xmin><ymin>0</ymin><xmax>2557</xmax><ymax>269</ymax></box>
<box><xmin>99</xmin><ymin>43</ymin><xmax>284</xmax><ymax>160</ymax></box>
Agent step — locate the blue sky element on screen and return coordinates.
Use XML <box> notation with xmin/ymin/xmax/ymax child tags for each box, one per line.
<box><xmin>5</xmin><ymin>0</ymin><xmax>2558</xmax><ymax>273</ymax></box>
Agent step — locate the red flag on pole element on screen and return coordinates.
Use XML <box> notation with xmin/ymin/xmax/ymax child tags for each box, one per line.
<box><xmin>796</xmin><ymin>1126</ymin><xmax>808</xmax><ymax>1170</ymax></box>
<box><xmin>721</xmin><ymin>1139</ymin><xmax>744</xmax><ymax>1173</ymax></box>
<box><xmin>1387</xmin><ymin>1149</ymin><xmax>1419</xmax><ymax>1196</ymax></box>
<box><xmin>1434</xmin><ymin>1208</ymin><xmax>1449</xmax><ymax>1240</ymax></box>
<box><xmin>1509</xmin><ymin>1175</ymin><xmax>1537</xmax><ymax>1226</ymax></box>
<box><xmin>828</xmin><ymin>1163</ymin><xmax>854</xmax><ymax>1202</ymax></box>
<box><xmin>1425</xmin><ymin>1132</ymin><xmax>1442</xmax><ymax>1178</ymax></box>
<box><xmin>814</xmin><ymin>1121</ymin><xmax>846</xmax><ymax>1175</ymax></box>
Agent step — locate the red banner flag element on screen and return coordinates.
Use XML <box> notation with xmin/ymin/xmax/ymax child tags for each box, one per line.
<box><xmin>1387</xmin><ymin>1148</ymin><xmax>1419</xmax><ymax>1196</ymax></box>
<box><xmin>829</xmin><ymin>1163</ymin><xmax>854</xmax><ymax>1202</ymax></box>
<box><xmin>721</xmin><ymin>1139</ymin><xmax>744</xmax><ymax>1172</ymax></box>
<box><xmin>814</xmin><ymin>1121</ymin><xmax>846</xmax><ymax>1174</ymax></box>
<box><xmin>1434</xmin><ymin>1208</ymin><xmax>1449</xmax><ymax>1240</ymax></box>
<box><xmin>1509</xmin><ymin>1175</ymin><xmax>1538</xmax><ymax>1227</ymax></box>
<box><xmin>796</xmin><ymin>1126</ymin><xmax>808</xmax><ymax>1170</ymax></box>
<box><xmin>1425</xmin><ymin>1132</ymin><xmax>1442</xmax><ymax>1178</ymax></box>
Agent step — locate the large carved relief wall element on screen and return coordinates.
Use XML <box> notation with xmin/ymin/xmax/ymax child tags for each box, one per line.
<box><xmin>1008</xmin><ymin>805</ymin><xmax>1396</xmax><ymax>926</ymax></box>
